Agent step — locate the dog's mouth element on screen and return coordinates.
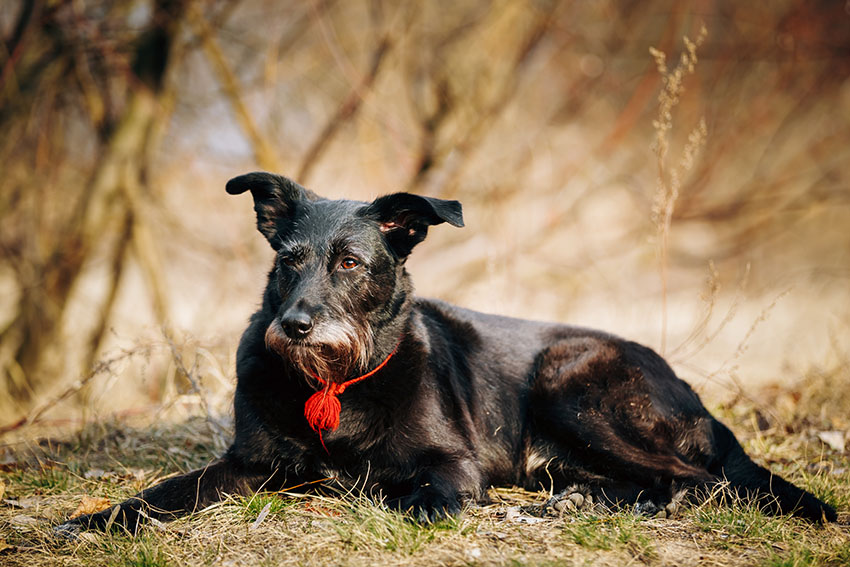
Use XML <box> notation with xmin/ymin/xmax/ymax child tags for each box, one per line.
<box><xmin>264</xmin><ymin>318</ymin><xmax>373</xmax><ymax>384</ymax></box>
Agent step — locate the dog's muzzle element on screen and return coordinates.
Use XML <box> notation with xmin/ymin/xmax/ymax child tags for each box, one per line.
<box><xmin>264</xmin><ymin>315</ymin><xmax>374</xmax><ymax>384</ymax></box>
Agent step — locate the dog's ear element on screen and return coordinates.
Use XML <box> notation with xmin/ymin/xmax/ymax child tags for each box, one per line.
<box><xmin>226</xmin><ymin>172</ymin><xmax>316</xmax><ymax>249</ymax></box>
<box><xmin>361</xmin><ymin>192</ymin><xmax>464</xmax><ymax>259</ymax></box>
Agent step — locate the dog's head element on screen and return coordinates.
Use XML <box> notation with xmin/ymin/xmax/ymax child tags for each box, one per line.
<box><xmin>226</xmin><ymin>171</ymin><xmax>463</xmax><ymax>382</ymax></box>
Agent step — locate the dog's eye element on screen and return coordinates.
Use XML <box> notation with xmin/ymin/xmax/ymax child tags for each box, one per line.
<box><xmin>340</xmin><ymin>257</ymin><xmax>359</xmax><ymax>270</ymax></box>
<box><xmin>281</xmin><ymin>256</ymin><xmax>297</xmax><ymax>268</ymax></box>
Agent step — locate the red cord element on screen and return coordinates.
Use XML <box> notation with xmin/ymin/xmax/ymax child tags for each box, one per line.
<box><xmin>304</xmin><ymin>344</ymin><xmax>399</xmax><ymax>452</ymax></box>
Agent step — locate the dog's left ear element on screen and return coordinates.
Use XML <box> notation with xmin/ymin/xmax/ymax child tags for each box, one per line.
<box><xmin>361</xmin><ymin>192</ymin><xmax>464</xmax><ymax>259</ymax></box>
<box><xmin>226</xmin><ymin>172</ymin><xmax>317</xmax><ymax>249</ymax></box>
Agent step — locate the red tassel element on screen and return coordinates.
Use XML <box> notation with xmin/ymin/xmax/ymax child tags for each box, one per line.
<box><xmin>302</xmin><ymin>344</ymin><xmax>400</xmax><ymax>453</ymax></box>
<box><xmin>304</xmin><ymin>387</ymin><xmax>342</xmax><ymax>433</ymax></box>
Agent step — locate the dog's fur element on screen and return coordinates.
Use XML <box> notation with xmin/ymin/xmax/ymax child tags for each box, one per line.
<box><xmin>58</xmin><ymin>172</ymin><xmax>836</xmax><ymax>533</ymax></box>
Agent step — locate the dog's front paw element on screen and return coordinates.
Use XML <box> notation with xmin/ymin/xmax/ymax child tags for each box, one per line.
<box><xmin>397</xmin><ymin>490</ymin><xmax>462</xmax><ymax>523</ymax></box>
<box><xmin>53</xmin><ymin>519</ymin><xmax>84</xmax><ymax>541</ymax></box>
<box><xmin>53</xmin><ymin>505</ymin><xmax>126</xmax><ymax>538</ymax></box>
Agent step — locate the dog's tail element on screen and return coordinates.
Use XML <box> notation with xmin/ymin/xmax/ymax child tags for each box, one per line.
<box><xmin>710</xmin><ymin>419</ymin><xmax>837</xmax><ymax>522</ymax></box>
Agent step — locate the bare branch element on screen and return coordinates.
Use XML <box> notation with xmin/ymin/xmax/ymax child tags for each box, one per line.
<box><xmin>297</xmin><ymin>35</ymin><xmax>392</xmax><ymax>183</ymax></box>
<box><xmin>188</xmin><ymin>3</ymin><xmax>281</xmax><ymax>172</ymax></box>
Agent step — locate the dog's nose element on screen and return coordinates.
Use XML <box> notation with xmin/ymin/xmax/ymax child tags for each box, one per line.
<box><xmin>281</xmin><ymin>312</ymin><xmax>314</xmax><ymax>339</ymax></box>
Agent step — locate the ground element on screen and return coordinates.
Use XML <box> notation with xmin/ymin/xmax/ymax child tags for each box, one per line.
<box><xmin>1</xmin><ymin>389</ymin><xmax>848</xmax><ymax>567</ymax></box>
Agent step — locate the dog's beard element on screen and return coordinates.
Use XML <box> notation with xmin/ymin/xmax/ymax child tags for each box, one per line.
<box><xmin>265</xmin><ymin>317</ymin><xmax>374</xmax><ymax>384</ymax></box>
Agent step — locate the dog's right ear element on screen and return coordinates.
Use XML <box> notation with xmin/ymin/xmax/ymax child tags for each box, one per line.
<box><xmin>361</xmin><ymin>192</ymin><xmax>464</xmax><ymax>259</ymax></box>
<box><xmin>226</xmin><ymin>172</ymin><xmax>315</xmax><ymax>249</ymax></box>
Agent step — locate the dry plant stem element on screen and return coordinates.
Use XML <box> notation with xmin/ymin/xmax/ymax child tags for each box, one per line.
<box><xmin>82</xmin><ymin>93</ymin><xmax>176</xmax><ymax>381</ymax></box>
<box><xmin>650</xmin><ymin>27</ymin><xmax>707</xmax><ymax>355</ymax></box>
<box><xmin>162</xmin><ymin>329</ymin><xmax>229</xmax><ymax>445</ymax></box>
<box><xmin>2</xmin><ymin>90</ymin><xmax>163</xmax><ymax>403</ymax></box>
<box><xmin>0</xmin><ymin>345</ymin><xmax>153</xmax><ymax>434</ymax></box>
<box><xmin>709</xmin><ymin>288</ymin><xmax>792</xmax><ymax>400</ymax></box>
<box><xmin>669</xmin><ymin>260</ymin><xmax>720</xmax><ymax>360</ymax></box>
<box><xmin>598</xmin><ymin>7</ymin><xmax>683</xmax><ymax>153</ymax></box>
<box><xmin>431</xmin><ymin>15</ymin><xmax>683</xmax><ymax>296</ymax></box>
<box><xmin>672</xmin><ymin>263</ymin><xmax>752</xmax><ymax>369</ymax></box>
<box><xmin>122</xmin><ymin>169</ymin><xmax>171</xmax><ymax>329</ymax></box>
<box><xmin>275</xmin><ymin>1</ymin><xmax>337</xmax><ymax>64</ymax></box>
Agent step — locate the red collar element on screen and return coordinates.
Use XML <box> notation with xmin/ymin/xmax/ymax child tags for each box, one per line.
<box><xmin>303</xmin><ymin>344</ymin><xmax>399</xmax><ymax>451</ymax></box>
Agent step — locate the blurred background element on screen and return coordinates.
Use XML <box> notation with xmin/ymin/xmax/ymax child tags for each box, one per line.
<box><xmin>1</xmin><ymin>0</ymin><xmax>849</xmax><ymax>439</ymax></box>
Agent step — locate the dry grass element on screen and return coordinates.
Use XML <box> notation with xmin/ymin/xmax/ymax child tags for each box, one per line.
<box><xmin>1</xmin><ymin>377</ymin><xmax>848</xmax><ymax>567</ymax></box>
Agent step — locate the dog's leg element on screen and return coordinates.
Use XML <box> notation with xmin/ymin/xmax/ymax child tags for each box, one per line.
<box><xmin>55</xmin><ymin>455</ymin><xmax>283</xmax><ymax>536</ymax></box>
<box><xmin>528</xmin><ymin>336</ymin><xmax>718</xmax><ymax>512</ymax></box>
<box><xmin>707</xmin><ymin>419</ymin><xmax>837</xmax><ymax>522</ymax></box>
<box><xmin>531</xmin><ymin>338</ymin><xmax>714</xmax><ymax>475</ymax></box>
<box><xmin>530</xmin><ymin>335</ymin><xmax>837</xmax><ymax>522</ymax></box>
<box><xmin>390</xmin><ymin>454</ymin><xmax>483</xmax><ymax>522</ymax></box>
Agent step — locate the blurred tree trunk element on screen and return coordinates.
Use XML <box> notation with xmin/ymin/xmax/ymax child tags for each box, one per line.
<box><xmin>0</xmin><ymin>0</ymin><xmax>187</xmax><ymax>407</ymax></box>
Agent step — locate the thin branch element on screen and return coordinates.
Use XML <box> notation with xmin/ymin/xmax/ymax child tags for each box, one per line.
<box><xmin>413</xmin><ymin>3</ymin><xmax>556</xmax><ymax>197</ymax></box>
<box><xmin>81</xmin><ymin>207</ymin><xmax>133</xmax><ymax>376</ymax></box>
<box><xmin>188</xmin><ymin>3</ymin><xmax>280</xmax><ymax>172</ymax></box>
<box><xmin>0</xmin><ymin>0</ymin><xmax>43</xmax><ymax>94</ymax></box>
<box><xmin>162</xmin><ymin>329</ymin><xmax>229</xmax><ymax>445</ymax></box>
<box><xmin>297</xmin><ymin>35</ymin><xmax>392</xmax><ymax>183</ymax></box>
<box><xmin>0</xmin><ymin>345</ymin><xmax>155</xmax><ymax>435</ymax></box>
<box><xmin>121</xmin><ymin>163</ymin><xmax>171</xmax><ymax>329</ymax></box>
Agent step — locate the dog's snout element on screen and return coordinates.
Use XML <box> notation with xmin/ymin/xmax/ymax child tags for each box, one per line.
<box><xmin>281</xmin><ymin>311</ymin><xmax>314</xmax><ymax>339</ymax></box>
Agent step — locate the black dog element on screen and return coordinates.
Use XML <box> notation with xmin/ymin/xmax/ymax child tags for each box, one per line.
<box><xmin>59</xmin><ymin>171</ymin><xmax>836</xmax><ymax>533</ymax></box>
